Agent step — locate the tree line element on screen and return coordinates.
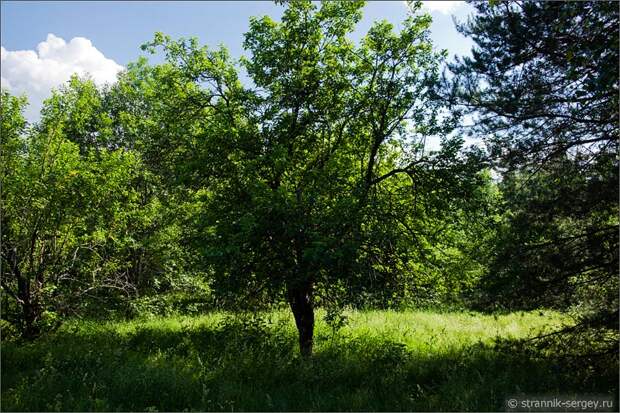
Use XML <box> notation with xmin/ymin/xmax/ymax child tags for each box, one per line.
<box><xmin>1</xmin><ymin>0</ymin><xmax>617</xmax><ymax>362</ymax></box>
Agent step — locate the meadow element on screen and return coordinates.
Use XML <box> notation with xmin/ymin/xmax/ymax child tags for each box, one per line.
<box><xmin>3</xmin><ymin>309</ymin><xmax>611</xmax><ymax>412</ymax></box>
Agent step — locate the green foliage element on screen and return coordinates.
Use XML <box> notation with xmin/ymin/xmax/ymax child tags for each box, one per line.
<box><xmin>37</xmin><ymin>76</ymin><xmax>115</xmax><ymax>153</ymax></box>
<box><xmin>1</xmin><ymin>89</ymin><xmax>28</xmax><ymax>185</ymax></box>
<box><xmin>448</xmin><ymin>0</ymin><xmax>618</xmax><ymax>362</ymax></box>
<box><xmin>1</xmin><ymin>1</ymin><xmax>614</xmax><ymax>389</ymax></box>
<box><xmin>1</xmin><ymin>73</ymin><xmax>214</xmax><ymax>335</ymax></box>
<box><xmin>1</xmin><ymin>88</ymin><xmax>143</xmax><ymax>332</ymax></box>
<box><xmin>0</xmin><ymin>3</ymin><xmax>498</xmax><ymax>346</ymax></box>
<box><xmin>132</xmin><ymin>1</ymin><xmax>489</xmax><ymax>335</ymax></box>
<box><xmin>126</xmin><ymin>281</ymin><xmax>213</xmax><ymax>319</ymax></box>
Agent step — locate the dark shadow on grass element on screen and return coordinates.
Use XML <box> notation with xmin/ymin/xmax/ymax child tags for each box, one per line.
<box><xmin>2</xmin><ymin>318</ymin><xmax>617</xmax><ymax>412</ymax></box>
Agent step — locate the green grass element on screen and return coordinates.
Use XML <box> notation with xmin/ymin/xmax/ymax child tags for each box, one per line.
<box><xmin>1</xmin><ymin>309</ymin><xmax>614</xmax><ymax>411</ymax></box>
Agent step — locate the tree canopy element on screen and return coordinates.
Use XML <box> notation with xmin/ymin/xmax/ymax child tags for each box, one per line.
<box><xmin>447</xmin><ymin>0</ymin><xmax>618</xmax><ymax>360</ymax></box>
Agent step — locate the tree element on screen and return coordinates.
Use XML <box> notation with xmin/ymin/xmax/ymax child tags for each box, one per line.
<box><xmin>448</xmin><ymin>1</ymin><xmax>618</xmax><ymax>359</ymax></box>
<box><xmin>135</xmin><ymin>0</ymin><xmax>485</xmax><ymax>355</ymax></box>
<box><xmin>0</xmin><ymin>84</ymin><xmax>148</xmax><ymax>337</ymax></box>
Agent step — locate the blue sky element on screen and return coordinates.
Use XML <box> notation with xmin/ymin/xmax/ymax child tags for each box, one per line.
<box><xmin>1</xmin><ymin>1</ymin><xmax>475</xmax><ymax>121</ymax></box>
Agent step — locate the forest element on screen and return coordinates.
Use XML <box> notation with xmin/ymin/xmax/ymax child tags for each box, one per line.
<box><xmin>1</xmin><ymin>1</ymin><xmax>618</xmax><ymax>411</ymax></box>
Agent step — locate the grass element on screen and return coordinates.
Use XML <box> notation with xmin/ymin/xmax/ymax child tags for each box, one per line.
<box><xmin>1</xmin><ymin>309</ymin><xmax>615</xmax><ymax>411</ymax></box>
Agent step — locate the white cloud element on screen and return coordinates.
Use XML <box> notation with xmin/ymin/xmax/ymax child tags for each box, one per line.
<box><xmin>405</xmin><ymin>1</ymin><xmax>466</xmax><ymax>15</ymax></box>
<box><xmin>1</xmin><ymin>34</ymin><xmax>123</xmax><ymax>121</ymax></box>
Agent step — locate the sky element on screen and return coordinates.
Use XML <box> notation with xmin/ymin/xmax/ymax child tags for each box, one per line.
<box><xmin>1</xmin><ymin>1</ymin><xmax>476</xmax><ymax>122</ymax></box>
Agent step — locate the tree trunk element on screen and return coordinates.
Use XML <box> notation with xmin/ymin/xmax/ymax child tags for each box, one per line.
<box><xmin>287</xmin><ymin>281</ymin><xmax>314</xmax><ymax>357</ymax></box>
<box><xmin>17</xmin><ymin>276</ymin><xmax>39</xmax><ymax>339</ymax></box>
<box><xmin>22</xmin><ymin>301</ymin><xmax>40</xmax><ymax>339</ymax></box>
<box><xmin>4</xmin><ymin>245</ymin><xmax>40</xmax><ymax>338</ymax></box>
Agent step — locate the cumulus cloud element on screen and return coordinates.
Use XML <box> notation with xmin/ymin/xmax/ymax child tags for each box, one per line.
<box><xmin>1</xmin><ymin>34</ymin><xmax>123</xmax><ymax>121</ymax></box>
<box><xmin>405</xmin><ymin>1</ymin><xmax>466</xmax><ymax>15</ymax></box>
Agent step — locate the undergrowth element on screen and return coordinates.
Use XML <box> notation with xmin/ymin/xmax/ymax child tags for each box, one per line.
<box><xmin>1</xmin><ymin>310</ymin><xmax>616</xmax><ymax>411</ymax></box>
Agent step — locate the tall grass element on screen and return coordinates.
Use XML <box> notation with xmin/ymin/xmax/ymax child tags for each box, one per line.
<box><xmin>1</xmin><ymin>310</ymin><xmax>614</xmax><ymax>411</ymax></box>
